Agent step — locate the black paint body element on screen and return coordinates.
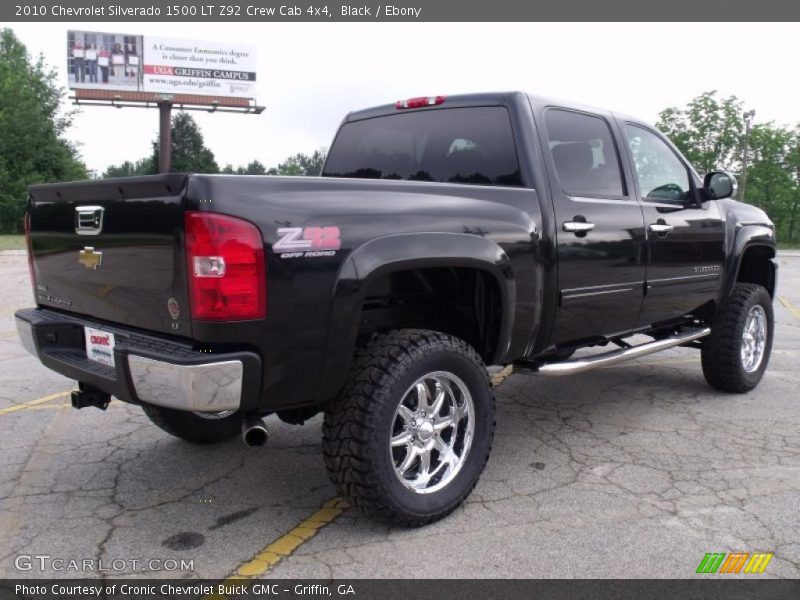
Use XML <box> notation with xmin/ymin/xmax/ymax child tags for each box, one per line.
<box><xmin>22</xmin><ymin>92</ymin><xmax>777</xmax><ymax>414</ymax></box>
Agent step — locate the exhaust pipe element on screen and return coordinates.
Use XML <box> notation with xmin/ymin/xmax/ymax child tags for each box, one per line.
<box><xmin>242</xmin><ymin>416</ymin><xmax>268</xmax><ymax>448</ymax></box>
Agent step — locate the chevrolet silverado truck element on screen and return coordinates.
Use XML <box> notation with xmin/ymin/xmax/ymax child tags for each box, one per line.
<box><xmin>16</xmin><ymin>92</ymin><xmax>777</xmax><ymax>526</ymax></box>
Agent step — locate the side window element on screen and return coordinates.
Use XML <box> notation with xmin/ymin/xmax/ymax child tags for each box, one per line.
<box><xmin>625</xmin><ymin>124</ymin><xmax>691</xmax><ymax>203</ymax></box>
<box><xmin>545</xmin><ymin>109</ymin><xmax>625</xmax><ymax>197</ymax></box>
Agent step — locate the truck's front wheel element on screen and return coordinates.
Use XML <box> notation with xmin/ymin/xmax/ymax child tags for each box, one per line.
<box><xmin>702</xmin><ymin>283</ymin><xmax>774</xmax><ymax>393</ymax></box>
<box><xmin>322</xmin><ymin>329</ymin><xmax>495</xmax><ymax>526</ymax></box>
<box><xmin>141</xmin><ymin>404</ymin><xmax>244</xmax><ymax>444</ymax></box>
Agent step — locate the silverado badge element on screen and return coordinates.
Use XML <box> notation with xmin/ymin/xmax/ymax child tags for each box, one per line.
<box><xmin>78</xmin><ymin>247</ymin><xmax>103</xmax><ymax>270</ymax></box>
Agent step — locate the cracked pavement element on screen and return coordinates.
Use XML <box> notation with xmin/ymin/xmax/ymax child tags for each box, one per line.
<box><xmin>0</xmin><ymin>251</ymin><xmax>798</xmax><ymax>579</ymax></box>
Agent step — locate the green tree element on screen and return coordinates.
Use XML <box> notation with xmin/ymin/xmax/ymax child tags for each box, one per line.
<box><xmin>153</xmin><ymin>112</ymin><xmax>219</xmax><ymax>173</ymax></box>
<box><xmin>102</xmin><ymin>157</ymin><xmax>154</xmax><ymax>178</ymax></box>
<box><xmin>785</xmin><ymin>129</ymin><xmax>800</xmax><ymax>243</ymax></box>
<box><xmin>241</xmin><ymin>159</ymin><xmax>267</xmax><ymax>175</ymax></box>
<box><xmin>221</xmin><ymin>160</ymin><xmax>267</xmax><ymax>175</ymax></box>
<box><xmin>0</xmin><ymin>28</ymin><xmax>87</xmax><ymax>232</ymax></box>
<box><xmin>105</xmin><ymin>112</ymin><xmax>218</xmax><ymax>177</ymax></box>
<box><xmin>274</xmin><ymin>148</ymin><xmax>327</xmax><ymax>176</ymax></box>
<box><xmin>657</xmin><ymin>91</ymin><xmax>800</xmax><ymax>244</ymax></box>
<box><xmin>745</xmin><ymin>124</ymin><xmax>796</xmax><ymax>240</ymax></box>
<box><xmin>656</xmin><ymin>91</ymin><xmax>743</xmax><ymax>174</ymax></box>
<box><xmin>275</xmin><ymin>155</ymin><xmax>305</xmax><ymax>176</ymax></box>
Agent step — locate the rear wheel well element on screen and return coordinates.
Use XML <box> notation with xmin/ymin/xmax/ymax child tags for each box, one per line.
<box><xmin>736</xmin><ymin>245</ymin><xmax>776</xmax><ymax>297</ymax></box>
<box><xmin>358</xmin><ymin>267</ymin><xmax>503</xmax><ymax>362</ymax></box>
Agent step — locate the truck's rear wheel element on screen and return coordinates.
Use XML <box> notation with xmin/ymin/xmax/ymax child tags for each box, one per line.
<box><xmin>702</xmin><ymin>283</ymin><xmax>773</xmax><ymax>393</ymax></box>
<box><xmin>141</xmin><ymin>404</ymin><xmax>244</xmax><ymax>444</ymax></box>
<box><xmin>322</xmin><ymin>329</ymin><xmax>495</xmax><ymax>526</ymax></box>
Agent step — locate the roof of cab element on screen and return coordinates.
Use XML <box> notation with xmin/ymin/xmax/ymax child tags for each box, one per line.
<box><xmin>344</xmin><ymin>91</ymin><xmax>518</xmax><ymax>122</ymax></box>
<box><xmin>343</xmin><ymin>91</ymin><xmax>649</xmax><ymax>128</ymax></box>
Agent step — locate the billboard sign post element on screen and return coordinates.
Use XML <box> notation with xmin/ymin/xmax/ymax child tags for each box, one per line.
<box><xmin>158</xmin><ymin>100</ymin><xmax>172</xmax><ymax>173</ymax></box>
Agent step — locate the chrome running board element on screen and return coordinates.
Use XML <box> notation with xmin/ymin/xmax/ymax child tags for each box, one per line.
<box><xmin>537</xmin><ymin>327</ymin><xmax>711</xmax><ymax>376</ymax></box>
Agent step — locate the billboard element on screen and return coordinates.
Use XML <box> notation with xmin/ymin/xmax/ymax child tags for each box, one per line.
<box><xmin>68</xmin><ymin>31</ymin><xmax>256</xmax><ymax>99</ymax></box>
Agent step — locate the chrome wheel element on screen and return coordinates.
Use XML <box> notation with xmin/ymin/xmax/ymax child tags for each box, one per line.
<box><xmin>390</xmin><ymin>371</ymin><xmax>474</xmax><ymax>494</ymax></box>
<box><xmin>741</xmin><ymin>305</ymin><xmax>768</xmax><ymax>373</ymax></box>
<box><xmin>192</xmin><ymin>409</ymin><xmax>236</xmax><ymax>420</ymax></box>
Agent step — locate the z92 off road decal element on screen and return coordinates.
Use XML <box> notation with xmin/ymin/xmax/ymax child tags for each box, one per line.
<box><xmin>274</xmin><ymin>226</ymin><xmax>341</xmax><ymax>258</ymax></box>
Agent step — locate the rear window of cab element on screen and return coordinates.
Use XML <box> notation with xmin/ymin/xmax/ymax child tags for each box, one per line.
<box><xmin>323</xmin><ymin>107</ymin><xmax>523</xmax><ymax>187</ymax></box>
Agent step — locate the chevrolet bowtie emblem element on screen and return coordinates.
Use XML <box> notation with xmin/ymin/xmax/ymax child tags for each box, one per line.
<box><xmin>78</xmin><ymin>247</ymin><xmax>103</xmax><ymax>269</ymax></box>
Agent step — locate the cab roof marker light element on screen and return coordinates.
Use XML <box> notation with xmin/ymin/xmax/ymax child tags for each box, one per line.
<box><xmin>395</xmin><ymin>96</ymin><xmax>446</xmax><ymax>109</ymax></box>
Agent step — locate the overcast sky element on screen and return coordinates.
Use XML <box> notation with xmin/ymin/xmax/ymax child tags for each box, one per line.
<box><xmin>10</xmin><ymin>22</ymin><xmax>800</xmax><ymax>175</ymax></box>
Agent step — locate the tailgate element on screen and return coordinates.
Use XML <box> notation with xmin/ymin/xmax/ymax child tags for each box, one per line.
<box><xmin>27</xmin><ymin>174</ymin><xmax>192</xmax><ymax>338</ymax></box>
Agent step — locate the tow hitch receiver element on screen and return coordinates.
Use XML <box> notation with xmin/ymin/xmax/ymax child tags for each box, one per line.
<box><xmin>71</xmin><ymin>383</ymin><xmax>111</xmax><ymax>410</ymax></box>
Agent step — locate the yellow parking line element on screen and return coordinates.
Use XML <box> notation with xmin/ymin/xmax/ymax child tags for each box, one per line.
<box><xmin>233</xmin><ymin>497</ymin><xmax>349</xmax><ymax>577</ymax></box>
<box><xmin>24</xmin><ymin>402</ymin><xmax>131</xmax><ymax>411</ymax></box>
<box><xmin>24</xmin><ymin>403</ymin><xmax>70</xmax><ymax>411</ymax></box>
<box><xmin>0</xmin><ymin>390</ymin><xmax>72</xmax><ymax>416</ymax></box>
<box><xmin>206</xmin><ymin>497</ymin><xmax>349</xmax><ymax>593</ymax></box>
<box><xmin>779</xmin><ymin>297</ymin><xmax>800</xmax><ymax>320</ymax></box>
<box><xmin>0</xmin><ymin>398</ymin><xmax>71</xmax><ymax>561</ymax></box>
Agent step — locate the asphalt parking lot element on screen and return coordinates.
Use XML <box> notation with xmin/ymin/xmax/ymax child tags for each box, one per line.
<box><xmin>1</xmin><ymin>251</ymin><xmax>798</xmax><ymax>580</ymax></box>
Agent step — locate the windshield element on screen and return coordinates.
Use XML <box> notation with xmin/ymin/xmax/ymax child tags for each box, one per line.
<box><xmin>323</xmin><ymin>107</ymin><xmax>523</xmax><ymax>187</ymax></box>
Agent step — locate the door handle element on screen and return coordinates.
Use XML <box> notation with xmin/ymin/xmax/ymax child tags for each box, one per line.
<box><xmin>563</xmin><ymin>221</ymin><xmax>596</xmax><ymax>233</ymax></box>
<box><xmin>649</xmin><ymin>223</ymin><xmax>674</xmax><ymax>234</ymax></box>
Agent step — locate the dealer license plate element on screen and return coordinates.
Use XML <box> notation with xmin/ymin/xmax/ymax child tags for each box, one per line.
<box><xmin>84</xmin><ymin>327</ymin><xmax>116</xmax><ymax>367</ymax></box>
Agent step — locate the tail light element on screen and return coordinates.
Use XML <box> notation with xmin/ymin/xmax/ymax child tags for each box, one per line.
<box><xmin>185</xmin><ymin>212</ymin><xmax>266</xmax><ymax>321</ymax></box>
<box><xmin>395</xmin><ymin>95</ymin><xmax>446</xmax><ymax>109</ymax></box>
<box><xmin>24</xmin><ymin>211</ymin><xmax>36</xmax><ymax>290</ymax></box>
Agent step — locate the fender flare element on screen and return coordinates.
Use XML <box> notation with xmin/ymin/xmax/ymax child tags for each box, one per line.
<box><xmin>315</xmin><ymin>232</ymin><xmax>516</xmax><ymax>401</ymax></box>
<box><xmin>720</xmin><ymin>223</ymin><xmax>777</xmax><ymax>302</ymax></box>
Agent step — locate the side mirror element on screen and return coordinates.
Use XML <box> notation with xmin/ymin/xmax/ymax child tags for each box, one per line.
<box><xmin>703</xmin><ymin>171</ymin><xmax>737</xmax><ymax>200</ymax></box>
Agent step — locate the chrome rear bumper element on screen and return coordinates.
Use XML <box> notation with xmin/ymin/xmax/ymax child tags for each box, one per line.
<box><xmin>15</xmin><ymin>309</ymin><xmax>260</xmax><ymax>413</ymax></box>
<box><xmin>128</xmin><ymin>355</ymin><xmax>243</xmax><ymax>411</ymax></box>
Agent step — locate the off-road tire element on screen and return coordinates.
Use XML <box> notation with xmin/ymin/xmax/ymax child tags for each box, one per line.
<box><xmin>141</xmin><ymin>404</ymin><xmax>244</xmax><ymax>444</ymax></box>
<box><xmin>702</xmin><ymin>283</ymin><xmax>773</xmax><ymax>393</ymax></box>
<box><xmin>322</xmin><ymin>329</ymin><xmax>495</xmax><ymax>527</ymax></box>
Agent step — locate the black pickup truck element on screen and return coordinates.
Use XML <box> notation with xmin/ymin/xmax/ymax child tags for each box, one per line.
<box><xmin>17</xmin><ymin>92</ymin><xmax>777</xmax><ymax>525</ymax></box>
